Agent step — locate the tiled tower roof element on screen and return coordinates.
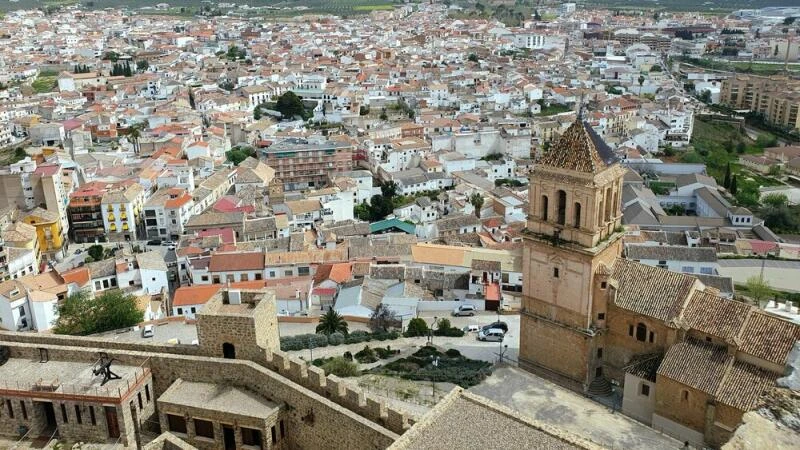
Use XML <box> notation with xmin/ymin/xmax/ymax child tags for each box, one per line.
<box><xmin>539</xmin><ymin>120</ymin><xmax>617</xmax><ymax>173</ymax></box>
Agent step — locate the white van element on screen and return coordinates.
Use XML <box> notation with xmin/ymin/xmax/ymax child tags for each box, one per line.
<box><xmin>477</xmin><ymin>328</ymin><xmax>504</xmax><ymax>342</ymax></box>
<box><xmin>452</xmin><ymin>304</ymin><xmax>477</xmax><ymax>317</ymax></box>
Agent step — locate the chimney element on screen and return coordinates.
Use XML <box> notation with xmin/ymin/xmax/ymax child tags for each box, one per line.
<box><xmin>228</xmin><ymin>289</ymin><xmax>241</xmax><ymax>305</ymax></box>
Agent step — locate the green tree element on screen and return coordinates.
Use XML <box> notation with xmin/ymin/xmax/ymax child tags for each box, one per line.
<box><xmin>275</xmin><ymin>91</ymin><xmax>308</xmax><ymax>120</ymax></box>
<box><xmin>470</xmin><ymin>192</ymin><xmax>484</xmax><ymax>218</ymax></box>
<box><xmin>468</xmin><ymin>53</ymin><xmax>479</xmax><ymax>62</ymax></box>
<box><xmin>650</xmin><ymin>64</ymin><xmax>662</xmax><ymax>72</ymax></box>
<box><xmin>730</xmin><ymin>175</ymin><xmax>738</xmax><ymax>194</ymax></box>
<box><xmin>381</xmin><ymin>181</ymin><xmax>398</xmax><ymax>198</ymax></box>
<box><xmin>136</xmin><ymin>60</ymin><xmax>149</xmax><ymax>72</ymax></box>
<box><xmin>127</xmin><ymin>121</ymin><xmax>146</xmax><ymax>154</ymax></box>
<box><xmin>316</xmin><ymin>309</ymin><xmax>349</xmax><ymax>336</ymax></box>
<box><xmin>637</xmin><ymin>75</ymin><xmax>646</xmax><ymax>95</ymax></box>
<box><xmin>723</xmin><ymin>163</ymin><xmax>731</xmax><ymax>189</ymax></box>
<box><xmin>763</xmin><ymin>193</ymin><xmax>789</xmax><ymax>208</ymax></box>
<box><xmin>745</xmin><ymin>276</ymin><xmax>773</xmax><ymax>307</ymax></box>
<box><xmin>380</xmin><ymin>108</ymin><xmax>388</xmax><ymax>120</ymax></box>
<box><xmin>87</xmin><ymin>244</ymin><xmax>104</xmax><ymax>261</ymax></box>
<box><xmin>404</xmin><ymin>318</ymin><xmax>429</xmax><ymax>337</ymax></box>
<box><xmin>225</xmin><ymin>146</ymin><xmax>255</xmax><ymax>166</ymax></box>
<box><xmin>368</xmin><ymin>304</ymin><xmax>399</xmax><ymax>333</ymax></box>
<box><xmin>53</xmin><ymin>290</ymin><xmax>144</xmax><ymax>335</ymax></box>
<box><xmin>103</xmin><ymin>51</ymin><xmax>119</xmax><ymax>62</ymax></box>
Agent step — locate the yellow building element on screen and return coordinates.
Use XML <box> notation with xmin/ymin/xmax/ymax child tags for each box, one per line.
<box><xmin>22</xmin><ymin>208</ymin><xmax>65</xmax><ymax>260</ymax></box>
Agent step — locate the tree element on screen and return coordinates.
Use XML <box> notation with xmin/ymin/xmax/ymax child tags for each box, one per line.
<box><xmin>650</xmin><ymin>65</ymin><xmax>662</xmax><ymax>72</ymax></box>
<box><xmin>53</xmin><ymin>290</ymin><xmax>144</xmax><ymax>335</ymax></box>
<box><xmin>127</xmin><ymin>122</ymin><xmax>145</xmax><ymax>154</ymax></box>
<box><xmin>470</xmin><ymin>192</ymin><xmax>484</xmax><ymax>218</ymax></box>
<box><xmin>698</xmin><ymin>90</ymin><xmax>712</xmax><ymax>104</ymax></box>
<box><xmin>723</xmin><ymin>163</ymin><xmax>731</xmax><ymax>189</ymax></box>
<box><xmin>136</xmin><ymin>60</ymin><xmax>149</xmax><ymax>72</ymax></box>
<box><xmin>404</xmin><ymin>318</ymin><xmax>429</xmax><ymax>337</ymax></box>
<box><xmin>745</xmin><ymin>276</ymin><xmax>773</xmax><ymax>307</ymax></box>
<box><xmin>274</xmin><ymin>91</ymin><xmax>308</xmax><ymax>120</ymax></box>
<box><xmin>468</xmin><ymin>53</ymin><xmax>479</xmax><ymax>62</ymax></box>
<box><xmin>87</xmin><ymin>244</ymin><xmax>104</xmax><ymax>261</ymax></box>
<box><xmin>380</xmin><ymin>108</ymin><xmax>388</xmax><ymax>120</ymax></box>
<box><xmin>320</xmin><ymin>357</ymin><xmax>359</xmax><ymax>377</ymax></box>
<box><xmin>225</xmin><ymin>145</ymin><xmax>255</xmax><ymax>166</ymax></box>
<box><xmin>102</xmin><ymin>51</ymin><xmax>119</xmax><ymax>62</ymax></box>
<box><xmin>381</xmin><ymin>181</ymin><xmax>398</xmax><ymax>198</ymax></box>
<box><xmin>369</xmin><ymin>304</ymin><xmax>399</xmax><ymax>333</ymax></box>
<box><xmin>763</xmin><ymin>193</ymin><xmax>789</xmax><ymax>208</ymax></box>
<box><xmin>316</xmin><ymin>309</ymin><xmax>349</xmax><ymax>336</ymax></box>
<box><xmin>637</xmin><ymin>75</ymin><xmax>646</xmax><ymax>95</ymax></box>
<box><xmin>730</xmin><ymin>175</ymin><xmax>738</xmax><ymax>195</ymax></box>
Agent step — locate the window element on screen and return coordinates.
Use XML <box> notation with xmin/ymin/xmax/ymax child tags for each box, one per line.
<box><xmin>628</xmin><ymin>324</ymin><xmax>634</xmax><ymax>336</ymax></box>
<box><xmin>681</xmin><ymin>390</ymin><xmax>689</xmax><ymax>401</ymax></box>
<box><xmin>177</xmin><ymin>308</ymin><xmax>183</xmax><ymax>315</ymax></box>
<box><xmin>18</xmin><ymin>305</ymin><xmax>25</xmax><ymax>317</ymax></box>
<box><xmin>75</xmin><ymin>405</ymin><xmax>82</xmax><ymax>424</ymax></box>
<box><xmin>21</xmin><ymin>401</ymin><xmax>27</xmax><ymax>420</ymax></box>
<box><xmin>540</xmin><ymin>195</ymin><xmax>549</xmax><ymax>221</ymax></box>
<box><xmin>89</xmin><ymin>406</ymin><xmax>96</xmax><ymax>425</ymax></box>
<box><xmin>6</xmin><ymin>400</ymin><xmax>13</xmax><ymax>418</ymax></box>
<box><xmin>636</xmin><ymin>323</ymin><xmax>647</xmax><ymax>342</ymax></box>
<box><xmin>61</xmin><ymin>403</ymin><xmax>68</xmax><ymax>423</ymax></box>
<box><xmin>241</xmin><ymin>274</ymin><xmax>249</xmax><ymax>282</ymax></box>
<box><xmin>682</xmin><ymin>266</ymin><xmax>694</xmax><ymax>273</ymax></box>
<box><xmin>241</xmin><ymin>427</ymin><xmax>262</xmax><ymax>446</ymax></box>
<box><xmin>213</xmin><ymin>276</ymin><xmax>221</xmax><ymax>284</ymax></box>
<box><xmin>201</xmin><ymin>275</ymin><xmax>209</xmax><ymax>282</ymax></box>
<box><xmin>280</xmin><ymin>420</ymin><xmax>285</xmax><ymax>438</ymax></box>
<box><xmin>271</xmin><ymin>426</ymin><xmax>277</xmax><ymax>444</ymax></box>
<box><xmin>600</xmin><ymin>281</ymin><xmax>607</xmax><ymax>289</ymax></box>
<box><xmin>145</xmin><ymin>384</ymin><xmax>151</xmax><ymax>402</ymax></box>
<box><xmin>574</xmin><ymin>202</ymin><xmax>582</xmax><ymax>228</ymax></box>
<box><xmin>191</xmin><ymin>307</ymin><xmax>196</xmax><ymax>314</ymax></box>
<box><xmin>595</xmin><ymin>367</ymin><xmax>603</xmax><ymax>377</ymax></box>
<box><xmin>255</xmin><ymin>273</ymin><xmax>262</xmax><ymax>280</ymax></box>
<box><xmin>167</xmin><ymin>414</ymin><xmax>187</xmax><ymax>434</ymax></box>
<box><xmin>597</xmin><ymin>348</ymin><xmax>603</xmax><ymax>358</ymax></box>
<box><xmin>557</xmin><ymin>190</ymin><xmax>567</xmax><ymax>225</ymax></box>
<box><xmin>597</xmin><ymin>313</ymin><xmax>605</xmax><ymax>320</ymax></box>
<box><xmin>194</xmin><ymin>419</ymin><xmax>214</xmax><ymax>439</ymax></box>
<box><xmin>553</xmin><ymin>268</ymin><xmax>559</xmax><ymax>278</ymax></box>
<box><xmin>649</xmin><ymin>331</ymin><xmax>655</xmax><ymax>343</ymax></box>
<box><xmin>640</xmin><ymin>383</ymin><xmax>650</xmax><ymax>397</ymax></box>
<box><xmin>137</xmin><ymin>392</ymin><xmax>143</xmax><ymax>410</ymax></box>
<box><xmin>298</xmin><ymin>266</ymin><xmax>310</xmax><ymax>276</ymax></box>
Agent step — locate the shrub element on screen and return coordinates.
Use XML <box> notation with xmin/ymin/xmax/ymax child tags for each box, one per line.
<box><xmin>343</xmin><ymin>351</ymin><xmax>353</xmax><ymax>361</ymax></box>
<box><xmin>433</xmin><ymin>318</ymin><xmax>465</xmax><ymax>337</ymax></box>
<box><xmin>321</xmin><ymin>357</ymin><xmax>359</xmax><ymax>377</ymax></box>
<box><xmin>445</xmin><ymin>349</ymin><xmax>461</xmax><ymax>358</ymax></box>
<box><xmin>311</xmin><ymin>333</ymin><xmax>329</xmax><ymax>348</ymax></box>
<box><xmin>345</xmin><ymin>330</ymin><xmax>371</xmax><ymax>344</ymax></box>
<box><xmin>354</xmin><ymin>345</ymin><xmax>379</xmax><ymax>364</ymax></box>
<box><xmin>328</xmin><ymin>332</ymin><xmax>345</xmax><ymax>346</ymax></box>
<box><xmin>404</xmin><ymin>318</ymin><xmax>429</xmax><ymax>337</ymax></box>
<box><xmin>376</xmin><ymin>345</ymin><xmax>399</xmax><ymax>359</ymax></box>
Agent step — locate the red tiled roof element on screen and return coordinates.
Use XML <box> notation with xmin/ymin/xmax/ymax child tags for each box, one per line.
<box><xmin>172</xmin><ymin>284</ymin><xmax>221</xmax><ymax>307</ymax></box>
<box><xmin>208</xmin><ymin>252</ymin><xmax>265</xmax><ymax>272</ymax></box>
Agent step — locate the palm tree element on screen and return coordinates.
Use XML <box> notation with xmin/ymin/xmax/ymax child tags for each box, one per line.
<box><xmin>316</xmin><ymin>309</ymin><xmax>348</xmax><ymax>336</ymax></box>
<box><xmin>127</xmin><ymin>121</ymin><xmax>145</xmax><ymax>154</ymax></box>
<box><xmin>470</xmin><ymin>192</ymin><xmax>484</xmax><ymax>218</ymax></box>
<box><xmin>637</xmin><ymin>75</ymin><xmax>646</xmax><ymax>96</ymax></box>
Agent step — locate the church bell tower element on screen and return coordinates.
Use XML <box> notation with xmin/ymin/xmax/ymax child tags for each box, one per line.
<box><xmin>519</xmin><ymin>118</ymin><xmax>626</xmax><ymax>391</ymax></box>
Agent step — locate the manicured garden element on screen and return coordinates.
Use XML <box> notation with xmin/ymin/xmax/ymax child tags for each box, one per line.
<box><xmin>370</xmin><ymin>346</ymin><xmax>492</xmax><ymax>388</ymax></box>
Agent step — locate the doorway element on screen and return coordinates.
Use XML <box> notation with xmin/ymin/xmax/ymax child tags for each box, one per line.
<box><xmin>105</xmin><ymin>406</ymin><xmax>120</xmax><ymax>439</ymax></box>
<box><xmin>222</xmin><ymin>425</ymin><xmax>236</xmax><ymax>450</ymax></box>
<box><xmin>36</xmin><ymin>402</ymin><xmax>57</xmax><ymax>433</ymax></box>
<box><xmin>222</xmin><ymin>343</ymin><xmax>236</xmax><ymax>359</ymax></box>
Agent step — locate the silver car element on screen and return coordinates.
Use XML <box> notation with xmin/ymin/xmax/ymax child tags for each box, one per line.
<box><xmin>477</xmin><ymin>328</ymin><xmax>504</xmax><ymax>342</ymax></box>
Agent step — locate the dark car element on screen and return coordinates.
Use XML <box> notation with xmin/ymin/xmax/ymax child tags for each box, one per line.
<box><xmin>481</xmin><ymin>321</ymin><xmax>509</xmax><ymax>333</ymax></box>
<box><xmin>147</xmin><ymin>240</ymin><xmax>162</xmax><ymax>246</ymax></box>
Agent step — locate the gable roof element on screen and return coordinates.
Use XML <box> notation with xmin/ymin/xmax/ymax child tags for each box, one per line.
<box><xmin>610</xmin><ymin>259</ymin><xmax>698</xmax><ymax>322</ymax></box>
<box><xmin>208</xmin><ymin>252</ymin><xmax>265</xmax><ymax>272</ymax></box>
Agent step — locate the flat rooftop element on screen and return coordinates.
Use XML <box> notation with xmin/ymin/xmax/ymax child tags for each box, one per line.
<box><xmin>159</xmin><ymin>379</ymin><xmax>280</xmax><ymax>420</ymax></box>
<box><xmin>0</xmin><ymin>358</ymin><xmax>146</xmax><ymax>399</ymax></box>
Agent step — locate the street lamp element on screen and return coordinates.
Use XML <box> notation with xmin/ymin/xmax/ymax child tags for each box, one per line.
<box><xmin>429</xmin><ymin>316</ymin><xmax>438</xmax><ymax>345</ymax></box>
<box><xmin>499</xmin><ymin>344</ymin><xmax>508</xmax><ymax>364</ymax></box>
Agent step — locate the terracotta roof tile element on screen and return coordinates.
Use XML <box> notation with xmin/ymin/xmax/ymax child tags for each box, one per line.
<box><xmin>610</xmin><ymin>259</ymin><xmax>698</xmax><ymax>322</ymax></box>
<box><xmin>208</xmin><ymin>252</ymin><xmax>265</xmax><ymax>272</ymax></box>
<box><xmin>682</xmin><ymin>291</ymin><xmax>751</xmax><ymax>341</ymax></box>
<box><xmin>657</xmin><ymin>339</ymin><xmax>730</xmax><ymax>394</ymax></box>
<box><xmin>738</xmin><ymin>311</ymin><xmax>800</xmax><ymax>366</ymax></box>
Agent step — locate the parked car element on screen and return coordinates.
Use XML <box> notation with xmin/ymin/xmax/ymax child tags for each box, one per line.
<box><xmin>141</xmin><ymin>325</ymin><xmax>154</xmax><ymax>338</ymax></box>
<box><xmin>452</xmin><ymin>304</ymin><xmax>477</xmax><ymax>316</ymax></box>
<box><xmin>477</xmin><ymin>328</ymin><xmax>504</xmax><ymax>342</ymax></box>
<box><xmin>161</xmin><ymin>241</ymin><xmax>175</xmax><ymax>247</ymax></box>
<box><xmin>167</xmin><ymin>244</ymin><xmax>176</xmax><ymax>251</ymax></box>
<box><xmin>74</xmin><ymin>249</ymin><xmax>82</xmax><ymax>255</ymax></box>
<box><xmin>462</xmin><ymin>324</ymin><xmax>482</xmax><ymax>333</ymax></box>
<box><xmin>481</xmin><ymin>321</ymin><xmax>509</xmax><ymax>333</ymax></box>
<box><xmin>146</xmin><ymin>240</ymin><xmax>161</xmax><ymax>246</ymax></box>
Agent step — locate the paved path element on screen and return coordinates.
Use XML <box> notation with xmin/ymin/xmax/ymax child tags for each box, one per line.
<box><xmin>470</xmin><ymin>366</ymin><xmax>684</xmax><ymax>450</ymax></box>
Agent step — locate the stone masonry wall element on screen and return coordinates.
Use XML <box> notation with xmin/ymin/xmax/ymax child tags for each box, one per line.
<box><xmin>0</xmin><ymin>340</ymin><xmax>398</xmax><ymax>450</ymax></box>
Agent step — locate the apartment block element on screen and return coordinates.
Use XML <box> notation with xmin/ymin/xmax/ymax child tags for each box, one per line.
<box><xmin>261</xmin><ymin>137</ymin><xmax>354</xmax><ymax>191</ymax></box>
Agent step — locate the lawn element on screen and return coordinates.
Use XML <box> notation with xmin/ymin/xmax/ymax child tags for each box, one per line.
<box><xmin>537</xmin><ymin>103</ymin><xmax>573</xmax><ymax>117</ymax></box>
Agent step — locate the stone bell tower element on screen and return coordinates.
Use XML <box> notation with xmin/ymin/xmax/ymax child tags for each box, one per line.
<box><xmin>519</xmin><ymin>118</ymin><xmax>626</xmax><ymax>392</ymax></box>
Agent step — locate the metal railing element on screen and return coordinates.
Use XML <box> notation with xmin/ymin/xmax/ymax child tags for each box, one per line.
<box><xmin>0</xmin><ymin>358</ymin><xmax>151</xmax><ymax>402</ymax></box>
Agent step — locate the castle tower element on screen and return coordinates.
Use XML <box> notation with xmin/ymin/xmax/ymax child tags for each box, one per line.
<box><xmin>519</xmin><ymin>118</ymin><xmax>626</xmax><ymax>392</ymax></box>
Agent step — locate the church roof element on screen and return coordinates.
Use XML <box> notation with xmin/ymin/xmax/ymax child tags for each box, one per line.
<box><xmin>539</xmin><ymin>120</ymin><xmax>617</xmax><ymax>173</ymax></box>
